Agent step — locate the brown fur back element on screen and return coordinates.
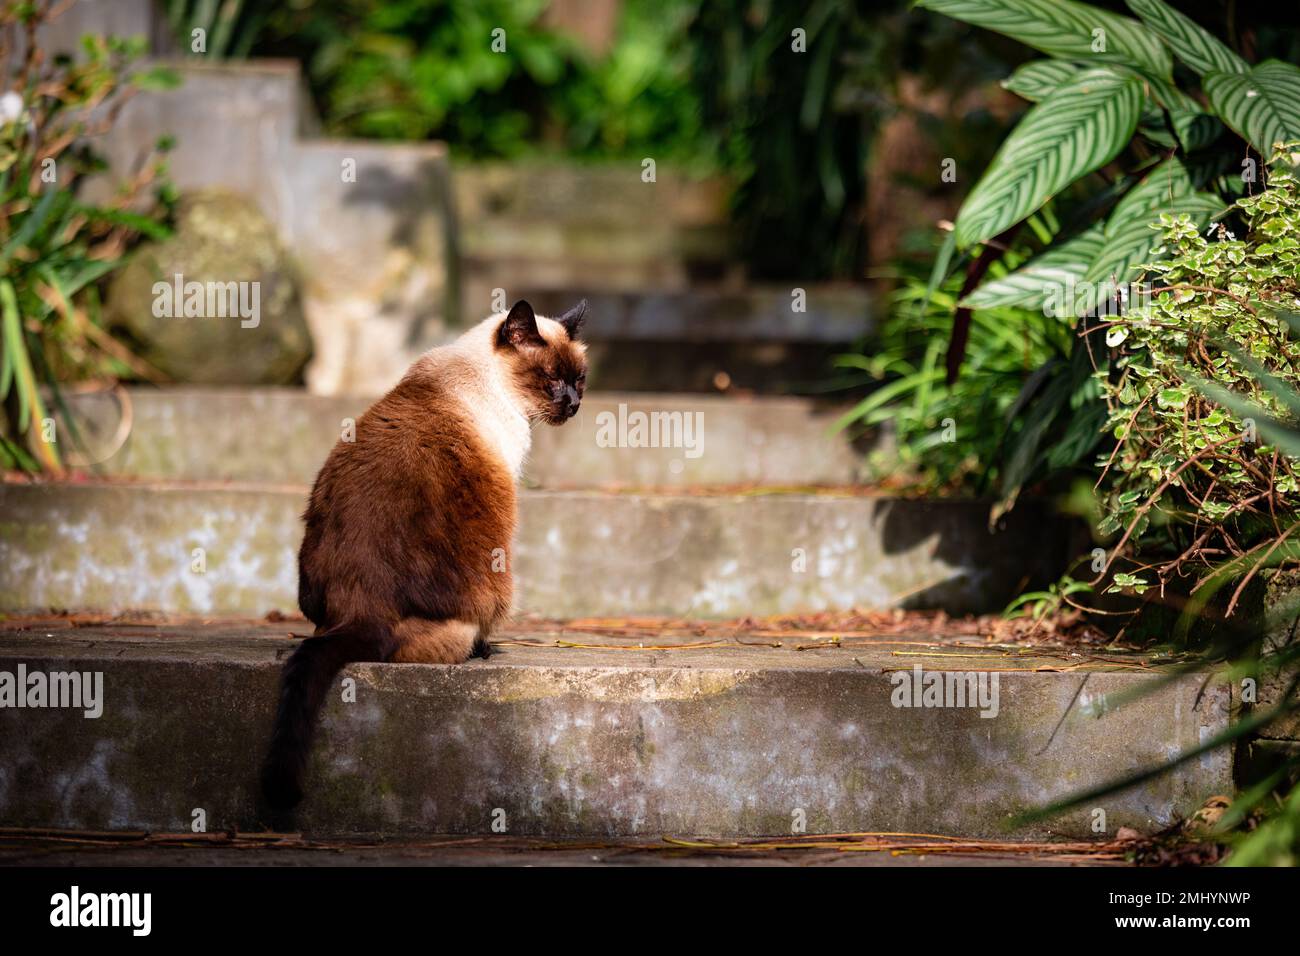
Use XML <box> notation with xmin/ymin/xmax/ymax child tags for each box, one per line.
<box><xmin>297</xmin><ymin>357</ymin><xmax>516</xmax><ymax>653</ymax></box>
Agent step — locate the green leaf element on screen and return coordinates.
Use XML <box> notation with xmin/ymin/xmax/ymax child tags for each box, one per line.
<box><xmin>0</xmin><ymin>187</ymin><xmax>61</xmax><ymax>269</ymax></box>
<box><xmin>916</xmin><ymin>0</ymin><xmax>1172</xmax><ymax>77</ymax></box>
<box><xmin>0</xmin><ymin>279</ymin><xmax>35</xmax><ymax>434</ymax></box>
<box><xmin>1138</xmin><ymin>75</ymin><xmax>1225</xmax><ymax>151</ymax></box>
<box><xmin>1075</xmin><ymin>158</ymin><xmax>1223</xmax><ymax>310</ymax></box>
<box><xmin>131</xmin><ymin>65</ymin><xmax>182</xmax><ymax>90</ymax></box>
<box><xmin>960</xmin><ymin>225</ymin><xmax>1104</xmax><ymax>312</ymax></box>
<box><xmin>44</xmin><ymin>259</ymin><xmax>119</xmax><ymax>300</ymax></box>
<box><xmin>1196</xmin><ymin>381</ymin><xmax>1300</xmax><ymax>457</ymax></box>
<box><xmin>1167</xmin><ymin>110</ymin><xmax>1223</xmax><ymax>152</ymax></box>
<box><xmin>209</xmin><ymin>0</ymin><xmax>243</xmax><ymax>58</ymax></box>
<box><xmin>922</xmin><ymin>230</ymin><xmax>958</xmax><ymax>315</ymax></box>
<box><xmin>76</xmin><ymin>204</ymin><xmax>172</xmax><ymax>241</ymax></box>
<box><xmin>0</xmin><ymin>433</ymin><xmax>39</xmax><ymax>472</ymax></box>
<box><xmin>1205</xmin><ymin>61</ymin><xmax>1300</xmax><ymax>158</ymax></box>
<box><xmin>1124</xmin><ymin>0</ymin><xmax>1248</xmax><ymax>76</ymax></box>
<box><xmin>1079</xmin><ymin>196</ymin><xmax>1221</xmax><ymax>304</ymax></box>
<box><xmin>954</xmin><ymin>68</ymin><xmax>1144</xmax><ymax>249</ymax></box>
<box><xmin>1212</xmin><ymin>345</ymin><xmax>1300</xmax><ymax>420</ymax></box>
<box><xmin>1142</xmin><ymin>73</ymin><xmax>1200</xmax><ymax>113</ymax></box>
<box><xmin>1109</xmin><ymin>156</ymin><xmax>1195</xmax><ymax>221</ymax></box>
<box><xmin>994</xmin><ymin>359</ymin><xmax>1076</xmax><ymax>515</ymax></box>
<box><xmin>831</xmin><ymin>369</ymin><xmax>948</xmax><ymax>433</ymax></box>
<box><xmin>1002</xmin><ymin>60</ymin><xmax>1079</xmax><ymax>102</ymax></box>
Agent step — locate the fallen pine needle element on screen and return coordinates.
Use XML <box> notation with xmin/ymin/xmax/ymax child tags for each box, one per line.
<box><xmin>492</xmin><ymin>638</ymin><xmax>783</xmax><ymax>651</ymax></box>
<box><xmin>890</xmin><ymin>650</ymin><xmax>1013</xmax><ymax>659</ymax></box>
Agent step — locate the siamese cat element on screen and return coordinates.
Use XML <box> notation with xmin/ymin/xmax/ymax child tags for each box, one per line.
<box><xmin>261</xmin><ymin>299</ymin><xmax>588</xmax><ymax>811</ymax></box>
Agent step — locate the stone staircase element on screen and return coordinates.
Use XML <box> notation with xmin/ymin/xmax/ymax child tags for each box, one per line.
<box><xmin>3</xmin><ymin>388</ymin><xmax>1066</xmax><ymax>619</ymax></box>
<box><xmin>0</xmin><ymin>387</ymin><xmax>1232</xmax><ymax>843</ymax></box>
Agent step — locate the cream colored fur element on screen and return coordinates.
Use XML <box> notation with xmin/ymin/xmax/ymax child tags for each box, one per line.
<box><xmin>408</xmin><ymin>313</ymin><xmax>579</xmax><ymax>478</ymax></box>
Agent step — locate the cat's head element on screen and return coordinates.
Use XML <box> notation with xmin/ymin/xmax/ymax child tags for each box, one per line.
<box><xmin>495</xmin><ymin>299</ymin><xmax>588</xmax><ymax>425</ymax></box>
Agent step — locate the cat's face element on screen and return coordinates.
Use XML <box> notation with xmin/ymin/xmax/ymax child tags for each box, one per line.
<box><xmin>496</xmin><ymin>299</ymin><xmax>588</xmax><ymax>425</ymax></box>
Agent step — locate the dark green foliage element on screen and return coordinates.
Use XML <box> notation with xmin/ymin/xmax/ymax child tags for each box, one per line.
<box><xmin>252</xmin><ymin>0</ymin><xmax>699</xmax><ymax>158</ymax></box>
<box><xmin>1</xmin><ymin>16</ymin><xmax>173</xmax><ymax>473</ymax></box>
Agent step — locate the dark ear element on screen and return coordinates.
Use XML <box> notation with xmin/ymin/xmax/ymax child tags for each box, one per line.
<box><xmin>557</xmin><ymin>299</ymin><xmax>587</xmax><ymax>340</ymax></box>
<box><xmin>498</xmin><ymin>299</ymin><xmax>544</xmax><ymax>349</ymax></box>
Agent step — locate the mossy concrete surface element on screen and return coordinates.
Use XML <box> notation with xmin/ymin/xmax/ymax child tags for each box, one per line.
<box><xmin>58</xmin><ymin>387</ymin><xmax>865</xmax><ymax>487</ymax></box>
<box><xmin>107</xmin><ymin>192</ymin><xmax>311</xmax><ymax>384</ymax></box>
<box><xmin>0</xmin><ymin>482</ymin><xmax>1070</xmax><ymax>618</ymax></box>
<box><xmin>0</xmin><ymin>622</ymin><xmax>1231</xmax><ymax>839</ymax></box>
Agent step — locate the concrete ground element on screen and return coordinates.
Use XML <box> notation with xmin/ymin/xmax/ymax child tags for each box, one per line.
<box><xmin>0</xmin><ymin>614</ymin><xmax>1228</xmax><ymax>842</ymax></box>
<box><xmin>0</xmin><ymin>613</ymin><xmax>1171</xmax><ymax>673</ymax></box>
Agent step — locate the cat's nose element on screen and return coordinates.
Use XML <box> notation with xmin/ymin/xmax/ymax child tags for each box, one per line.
<box><xmin>560</xmin><ymin>384</ymin><xmax>580</xmax><ymax>415</ymax></box>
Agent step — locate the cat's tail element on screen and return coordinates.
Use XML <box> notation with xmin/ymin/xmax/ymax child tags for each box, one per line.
<box><xmin>260</xmin><ymin>621</ymin><xmax>395</xmax><ymax>812</ymax></box>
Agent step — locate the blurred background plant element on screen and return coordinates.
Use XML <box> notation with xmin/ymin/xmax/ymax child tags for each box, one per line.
<box><xmin>0</xmin><ymin>2</ymin><xmax>175</xmax><ymax>473</ymax></box>
<box><xmin>163</xmin><ymin>0</ymin><xmax>266</xmax><ymax>60</ymax></box>
<box><xmin>681</xmin><ymin>0</ymin><xmax>877</xmax><ymax>279</ymax></box>
<box><xmin>239</xmin><ymin>1</ymin><xmax>1300</xmax><ymax>288</ymax></box>
<box><xmin>255</xmin><ymin>0</ymin><xmax>584</xmax><ymax>153</ymax></box>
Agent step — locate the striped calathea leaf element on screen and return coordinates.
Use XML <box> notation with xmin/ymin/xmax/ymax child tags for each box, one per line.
<box><xmin>1072</xmin><ymin>158</ymin><xmax>1223</xmax><ymax>315</ymax></box>
<box><xmin>1106</xmin><ymin>155</ymin><xmax>1200</xmax><ymax>221</ymax></box>
<box><xmin>1124</xmin><ymin>0</ymin><xmax>1248</xmax><ymax>76</ymax></box>
<box><xmin>1001</xmin><ymin>60</ymin><xmax>1079</xmax><ymax>101</ymax></box>
<box><xmin>1004</xmin><ymin>59</ymin><xmax>1221</xmax><ymax>153</ymax></box>
<box><xmin>962</xmin><ymin>159</ymin><xmax>1222</xmax><ymax>318</ymax></box>
<box><xmin>915</xmin><ymin>0</ymin><xmax>1172</xmax><ymax>77</ymax></box>
<box><xmin>1204</xmin><ymin>61</ymin><xmax>1300</xmax><ymax>159</ymax></box>
<box><xmin>1138</xmin><ymin>106</ymin><xmax>1222</xmax><ymax>153</ymax></box>
<box><xmin>958</xmin><ymin>225</ymin><xmax>1104</xmax><ymax>313</ymax></box>
<box><xmin>1139</xmin><ymin>72</ymin><xmax>1224</xmax><ymax>152</ymax></box>
<box><xmin>952</xmin><ymin>68</ymin><xmax>1143</xmax><ymax>249</ymax></box>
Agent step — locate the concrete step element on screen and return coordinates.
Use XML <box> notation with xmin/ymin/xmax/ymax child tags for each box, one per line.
<box><xmin>519</xmin><ymin>286</ymin><xmax>873</xmax><ymax>345</ymax></box>
<box><xmin>55</xmin><ymin>388</ymin><xmax>866</xmax><ymax>488</ymax></box>
<box><xmin>514</xmin><ymin>286</ymin><xmax>873</xmax><ymax>393</ymax></box>
<box><xmin>0</xmin><ymin>481</ymin><xmax>1070</xmax><ymax>618</ymax></box>
<box><xmin>581</xmin><ymin>338</ymin><xmax>856</xmax><ymax>394</ymax></box>
<box><xmin>0</xmin><ymin>619</ymin><xmax>1232</xmax><ymax>840</ymax></box>
<box><xmin>455</xmin><ymin>162</ymin><xmax>736</xmax><ymax>305</ymax></box>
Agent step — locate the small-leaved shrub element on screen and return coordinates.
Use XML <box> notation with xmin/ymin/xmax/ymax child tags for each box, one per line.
<box><xmin>1098</xmin><ymin>146</ymin><xmax>1300</xmax><ymax>608</ymax></box>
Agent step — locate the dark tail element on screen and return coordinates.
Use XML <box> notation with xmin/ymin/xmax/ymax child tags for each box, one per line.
<box><xmin>261</xmin><ymin>622</ymin><xmax>395</xmax><ymax>811</ymax></box>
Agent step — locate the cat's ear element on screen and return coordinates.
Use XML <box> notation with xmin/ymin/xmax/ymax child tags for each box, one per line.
<box><xmin>498</xmin><ymin>299</ymin><xmax>544</xmax><ymax>349</ymax></box>
<box><xmin>557</xmin><ymin>299</ymin><xmax>587</xmax><ymax>340</ymax></box>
